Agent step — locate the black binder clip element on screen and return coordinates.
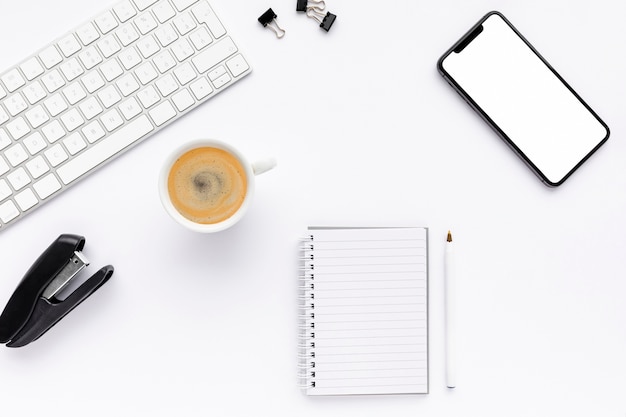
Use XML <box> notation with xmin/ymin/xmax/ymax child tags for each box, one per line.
<box><xmin>258</xmin><ymin>8</ymin><xmax>286</xmax><ymax>39</ymax></box>
<box><xmin>296</xmin><ymin>0</ymin><xmax>336</xmax><ymax>32</ymax></box>
<box><xmin>0</xmin><ymin>234</ymin><xmax>113</xmax><ymax>348</ymax></box>
<box><xmin>296</xmin><ymin>0</ymin><xmax>326</xmax><ymax>12</ymax></box>
<box><xmin>307</xmin><ymin>9</ymin><xmax>336</xmax><ymax>32</ymax></box>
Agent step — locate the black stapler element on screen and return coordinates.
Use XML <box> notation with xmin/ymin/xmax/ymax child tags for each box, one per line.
<box><xmin>0</xmin><ymin>234</ymin><xmax>113</xmax><ymax>348</ymax></box>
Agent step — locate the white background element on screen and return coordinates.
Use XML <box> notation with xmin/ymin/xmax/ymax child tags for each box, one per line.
<box><xmin>0</xmin><ymin>0</ymin><xmax>624</xmax><ymax>415</ymax></box>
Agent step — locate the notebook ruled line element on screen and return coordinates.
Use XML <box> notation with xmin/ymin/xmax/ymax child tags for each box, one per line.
<box><xmin>312</xmin><ymin>359</ymin><xmax>427</xmax><ymax>365</ymax></box>
<box><xmin>310</xmin><ymin>322</ymin><xmax>426</xmax><ymax>332</ymax></box>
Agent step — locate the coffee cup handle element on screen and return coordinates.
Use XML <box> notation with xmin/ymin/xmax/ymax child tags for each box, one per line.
<box><xmin>252</xmin><ymin>158</ymin><xmax>277</xmax><ymax>176</ymax></box>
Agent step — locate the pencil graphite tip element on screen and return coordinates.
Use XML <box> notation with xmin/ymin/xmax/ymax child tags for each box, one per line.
<box><xmin>447</xmin><ymin>230</ymin><xmax>452</xmax><ymax>242</ymax></box>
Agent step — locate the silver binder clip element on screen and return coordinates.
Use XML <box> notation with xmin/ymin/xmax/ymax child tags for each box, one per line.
<box><xmin>258</xmin><ymin>8</ymin><xmax>286</xmax><ymax>39</ymax></box>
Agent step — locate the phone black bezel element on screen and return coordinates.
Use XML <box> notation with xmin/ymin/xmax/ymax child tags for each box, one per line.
<box><xmin>437</xmin><ymin>11</ymin><xmax>610</xmax><ymax>187</ymax></box>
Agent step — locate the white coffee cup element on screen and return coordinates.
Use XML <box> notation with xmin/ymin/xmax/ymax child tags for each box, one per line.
<box><xmin>159</xmin><ymin>139</ymin><xmax>276</xmax><ymax>233</ymax></box>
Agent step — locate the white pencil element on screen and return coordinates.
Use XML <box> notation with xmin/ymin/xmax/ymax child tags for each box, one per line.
<box><xmin>445</xmin><ymin>230</ymin><xmax>456</xmax><ymax>388</ymax></box>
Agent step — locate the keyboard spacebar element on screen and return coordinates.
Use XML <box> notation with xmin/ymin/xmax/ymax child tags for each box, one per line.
<box><xmin>57</xmin><ymin>115</ymin><xmax>154</xmax><ymax>185</ymax></box>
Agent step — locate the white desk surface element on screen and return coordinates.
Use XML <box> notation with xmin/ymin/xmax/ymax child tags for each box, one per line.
<box><xmin>0</xmin><ymin>0</ymin><xmax>624</xmax><ymax>415</ymax></box>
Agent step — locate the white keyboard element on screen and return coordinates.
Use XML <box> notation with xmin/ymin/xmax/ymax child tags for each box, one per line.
<box><xmin>0</xmin><ymin>0</ymin><xmax>251</xmax><ymax>232</ymax></box>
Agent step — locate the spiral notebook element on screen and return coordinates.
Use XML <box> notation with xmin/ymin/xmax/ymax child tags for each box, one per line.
<box><xmin>298</xmin><ymin>227</ymin><xmax>429</xmax><ymax>396</ymax></box>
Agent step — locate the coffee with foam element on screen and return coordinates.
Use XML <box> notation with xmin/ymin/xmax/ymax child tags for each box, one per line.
<box><xmin>167</xmin><ymin>147</ymin><xmax>247</xmax><ymax>224</ymax></box>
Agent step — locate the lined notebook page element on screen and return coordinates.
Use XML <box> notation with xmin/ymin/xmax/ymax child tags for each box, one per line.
<box><xmin>300</xmin><ymin>227</ymin><xmax>428</xmax><ymax>396</ymax></box>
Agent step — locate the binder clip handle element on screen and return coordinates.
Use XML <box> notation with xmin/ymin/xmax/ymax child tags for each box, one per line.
<box><xmin>258</xmin><ymin>8</ymin><xmax>286</xmax><ymax>39</ymax></box>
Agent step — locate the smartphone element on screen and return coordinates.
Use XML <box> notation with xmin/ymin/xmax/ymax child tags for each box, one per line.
<box><xmin>437</xmin><ymin>11</ymin><xmax>609</xmax><ymax>186</ymax></box>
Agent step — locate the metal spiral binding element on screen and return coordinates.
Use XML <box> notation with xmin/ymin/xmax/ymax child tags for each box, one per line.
<box><xmin>298</xmin><ymin>234</ymin><xmax>316</xmax><ymax>389</ymax></box>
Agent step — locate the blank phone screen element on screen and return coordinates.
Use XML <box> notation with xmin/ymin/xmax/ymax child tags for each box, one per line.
<box><xmin>439</xmin><ymin>13</ymin><xmax>608</xmax><ymax>185</ymax></box>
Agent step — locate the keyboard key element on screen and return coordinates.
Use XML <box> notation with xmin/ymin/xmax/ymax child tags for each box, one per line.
<box><xmin>42</xmin><ymin>70</ymin><xmax>66</xmax><ymax>93</ymax></box>
<box><xmin>101</xmin><ymin>109</ymin><xmax>124</xmax><ymax>131</ymax></box>
<box><xmin>173</xmin><ymin>62</ymin><xmax>196</xmax><ymax>85</ymax></box>
<box><xmin>192</xmin><ymin>1</ymin><xmax>226</xmax><ymax>39</ymax></box>
<box><xmin>192</xmin><ymin>36</ymin><xmax>237</xmax><ymax>73</ymax></box>
<box><xmin>153</xmin><ymin>50</ymin><xmax>176</xmax><ymax>73</ymax></box>
<box><xmin>99</xmin><ymin>85</ymin><xmax>122</xmax><ymax>108</ymax></box>
<box><xmin>23</xmin><ymin>81</ymin><xmax>47</xmax><ymax>105</ymax></box>
<box><xmin>63</xmin><ymin>132</ymin><xmax>87</xmax><ymax>155</ymax></box>
<box><xmin>133</xmin><ymin>0</ymin><xmax>158</xmax><ymax>11</ymax></box>
<box><xmin>114</xmin><ymin>0</ymin><xmax>137</xmax><ymax>22</ymax></box>
<box><xmin>57</xmin><ymin>115</ymin><xmax>154</xmax><ymax>184</ymax></box>
<box><xmin>78</xmin><ymin>46</ymin><xmax>103</xmax><ymax>70</ymax></box>
<box><xmin>7</xmin><ymin>167</ymin><xmax>31</xmax><ymax>191</ymax></box>
<box><xmin>6</xmin><ymin>118</ymin><xmax>30</xmax><ymax>141</ymax></box>
<box><xmin>171</xmin><ymin>0</ymin><xmax>198</xmax><ymax>12</ymax></box>
<box><xmin>23</xmin><ymin>132</ymin><xmax>47</xmax><ymax>155</ymax></box>
<box><xmin>117</xmin><ymin>24</ymin><xmax>140</xmax><ymax>46</ymax></box>
<box><xmin>76</xmin><ymin>22</ymin><xmax>100</xmax><ymax>45</ymax></box>
<box><xmin>207</xmin><ymin>65</ymin><xmax>225</xmax><ymax>81</ymax></box>
<box><xmin>20</xmin><ymin>57</ymin><xmax>45</xmax><ymax>81</ymax></box>
<box><xmin>58</xmin><ymin>34</ymin><xmax>81</xmax><ymax>57</ymax></box>
<box><xmin>25</xmin><ymin>155</ymin><xmax>50</xmax><ymax>179</ymax></box>
<box><xmin>137</xmin><ymin>86</ymin><xmax>160</xmax><ymax>108</ymax></box>
<box><xmin>119</xmin><ymin>47</ymin><xmax>142</xmax><ymax>70</ymax></box>
<box><xmin>5</xmin><ymin>143</ymin><xmax>28</xmax><ymax>166</ymax></box>
<box><xmin>155</xmin><ymin>74</ymin><xmax>178</xmax><ymax>96</ymax></box>
<box><xmin>61</xmin><ymin>108</ymin><xmax>85</xmax><ymax>131</ymax></box>
<box><xmin>0</xmin><ymin>179</ymin><xmax>11</xmax><ymax>200</ymax></box>
<box><xmin>135</xmin><ymin>12</ymin><xmax>158</xmax><ymax>34</ymax></box>
<box><xmin>82</xmin><ymin>121</ymin><xmax>106</xmax><ymax>143</ymax></box>
<box><xmin>81</xmin><ymin>71</ymin><xmax>106</xmax><ymax>94</ymax></box>
<box><xmin>226</xmin><ymin>54</ymin><xmax>250</xmax><ymax>77</ymax></box>
<box><xmin>0</xmin><ymin>108</ymin><xmax>8</xmax><ymax>125</ymax></box>
<box><xmin>1</xmin><ymin>69</ymin><xmax>25</xmax><ymax>93</ymax></box>
<box><xmin>172</xmin><ymin>89</ymin><xmax>194</xmax><ymax>111</ymax></box>
<box><xmin>153</xmin><ymin>0</ymin><xmax>176</xmax><ymax>23</ymax></box>
<box><xmin>0</xmin><ymin>200</ymin><xmax>19</xmax><ymax>223</ymax></box>
<box><xmin>95</xmin><ymin>11</ymin><xmax>119</xmax><ymax>34</ymax></box>
<box><xmin>189</xmin><ymin>27</ymin><xmax>212</xmax><ymax>50</ymax></box>
<box><xmin>0</xmin><ymin>85</ymin><xmax>5</xmax><ymax>100</ymax></box>
<box><xmin>135</xmin><ymin>62</ymin><xmax>158</xmax><ymax>84</ymax></box>
<box><xmin>136</xmin><ymin>34</ymin><xmax>160</xmax><ymax>58</ymax></box>
<box><xmin>171</xmin><ymin>39</ymin><xmax>194</xmax><ymax>61</ymax></box>
<box><xmin>39</xmin><ymin>46</ymin><xmax>63</xmax><ymax>69</ymax></box>
<box><xmin>0</xmin><ymin>129</ymin><xmax>11</xmax><ymax>151</ymax></box>
<box><xmin>212</xmin><ymin>72</ymin><xmax>231</xmax><ymax>89</ymax></box>
<box><xmin>44</xmin><ymin>144</ymin><xmax>68</xmax><ymax>167</ymax></box>
<box><xmin>15</xmin><ymin>189</ymin><xmax>38</xmax><ymax>211</ymax></box>
<box><xmin>80</xmin><ymin>97</ymin><xmax>104</xmax><ymax>120</ymax></box>
<box><xmin>155</xmin><ymin>23</ymin><xmax>179</xmax><ymax>47</ymax></box>
<box><xmin>97</xmin><ymin>35</ymin><xmax>122</xmax><ymax>58</ymax></box>
<box><xmin>189</xmin><ymin>77</ymin><xmax>212</xmax><ymax>99</ymax></box>
<box><xmin>60</xmin><ymin>58</ymin><xmax>85</xmax><ymax>81</ymax></box>
<box><xmin>100</xmin><ymin>59</ymin><xmax>125</xmax><ymax>82</ymax></box>
<box><xmin>62</xmin><ymin>82</ymin><xmax>87</xmax><ymax>105</ymax></box>
<box><xmin>4</xmin><ymin>93</ymin><xmax>28</xmax><ymax>117</ymax></box>
<box><xmin>149</xmin><ymin>100</ymin><xmax>176</xmax><ymax>126</ymax></box>
<box><xmin>42</xmin><ymin>120</ymin><xmax>65</xmax><ymax>143</ymax></box>
<box><xmin>0</xmin><ymin>157</ymin><xmax>8</xmax><ymax>176</ymax></box>
<box><xmin>119</xmin><ymin>97</ymin><xmax>142</xmax><ymax>120</ymax></box>
<box><xmin>173</xmin><ymin>12</ymin><xmax>196</xmax><ymax>35</ymax></box>
<box><xmin>33</xmin><ymin>174</ymin><xmax>62</xmax><ymax>199</ymax></box>
<box><xmin>117</xmin><ymin>74</ymin><xmax>140</xmax><ymax>96</ymax></box>
<box><xmin>44</xmin><ymin>93</ymin><xmax>68</xmax><ymax>117</ymax></box>
<box><xmin>25</xmin><ymin>105</ymin><xmax>50</xmax><ymax>129</ymax></box>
